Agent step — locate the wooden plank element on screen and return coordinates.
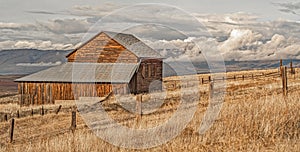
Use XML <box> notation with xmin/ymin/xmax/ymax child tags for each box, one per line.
<box><xmin>67</xmin><ymin>33</ymin><xmax>138</xmax><ymax>63</ymax></box>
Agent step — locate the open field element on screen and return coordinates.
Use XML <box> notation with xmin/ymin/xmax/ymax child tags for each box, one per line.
<box><xmin>0</xmin><ymin>68</ymin><xmax>299</xmax><ymax>151</ymax></box>
<box><xmin>0</xmin><ymin>75</ymin><xmax>22</xmax><ymax>98</ymax></box>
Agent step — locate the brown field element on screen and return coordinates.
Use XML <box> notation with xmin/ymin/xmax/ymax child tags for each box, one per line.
<box><xmin>0</xmin><ymin>75</ymin><xmax>21</xmax><ymax>98</ymax></box>
<box><xmin>0</xmin><ymin>68</ymin><xmax>299</xmax><ymax>151</ymax></box>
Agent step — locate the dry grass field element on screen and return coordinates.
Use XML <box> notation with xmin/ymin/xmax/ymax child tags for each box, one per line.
<box><xmin>0</xmin><ymin>75</ymin><xmax>21</xmax><ymax>98</ymax></box>
<box><xmin>0</xmin><ymin>68</ymin><xmax>299</xmax><ymax>151</ymax></box>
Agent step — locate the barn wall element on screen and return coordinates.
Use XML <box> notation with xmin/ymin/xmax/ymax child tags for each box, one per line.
<box><xmin>67</xmin><ymin>33</ymin><xmax>138</xmax><ymax>63</ymax></box>
<box><xmin>18</xmin><ymin>82</ymin><xmax>129</xmax><ymax>106</ymax></box>
<box><xmin>128</xmin><ymin>73</ymin><xmax>137</xmax><ymax>94</ymax></box>
<box><xmin>132</xmin><ymin>59</ymin><xmax>163</xmax><ymax>93</ymax></box>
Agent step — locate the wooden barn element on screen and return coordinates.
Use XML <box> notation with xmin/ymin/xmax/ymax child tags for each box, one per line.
<box><xmin>15</xmin><ymin>31</ymin><xmax>163</xmax><ymax>105</ymax></box>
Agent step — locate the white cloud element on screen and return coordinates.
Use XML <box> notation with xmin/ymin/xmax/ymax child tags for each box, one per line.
<box><xmin>38</xmin><ymin>18</ymin><xmax>90</xmax><ymax>34</ymax></box>
<box><xmin>0</xmin><ymin>40</ymin><xmax>15</xmax><ymax>49</ymax></box>
<box><xmin>1</xmin><ymin>8</ymin><xmax>300</xmax><ymax>61</ymax></box>
<box><xmin>145</xmin><ymin>27</ymin><xmax>300</xmax><ymax>61</ymax></box>
<box><xmin>70</xmin><ymin>3</ymin><xmax>122</xmax><ymax>17</ymax></box>
<box><xmin>14</xmin><ymin>41</ymin><xmax>36</xmax><ymax>49</ymax></box>
<box><xmin>0</xmin><ymin>40</ymin><xmax>78</xmax><ymax>50</ymax></box>
<box><xmin>0</xmin><ymin>22</ymin><xmax>35</xmax><ymax>30</ymax></box>
<box><xmin>219</xmin><ymin>29</ymin><xmax>263</xmax><ymax>52</ymax></box>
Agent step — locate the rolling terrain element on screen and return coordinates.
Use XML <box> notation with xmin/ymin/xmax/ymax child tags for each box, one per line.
<box><xmin>1</xmin><ymin>49</ymin><xmax>300</xmax><ymax>76</ymax></box>
<box><xmin>0</xmin><ymin>68</ymin><xmax>299</xmax><ymax>151</ymax></box>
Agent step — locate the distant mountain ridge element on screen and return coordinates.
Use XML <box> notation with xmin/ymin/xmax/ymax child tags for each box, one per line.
<box><xmin>0</xmin><ymin>49</ymin><xmax>299</xmax><ymax>76</ymax></box>
<box><xmin>0</xmin><ymin>49</ymin><xmax>71</xmax><ymax>75</ymax></box>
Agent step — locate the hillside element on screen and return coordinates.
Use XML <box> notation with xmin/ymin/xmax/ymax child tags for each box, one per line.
<box><xmin>0</xmin><ymin>49</ymin><xmax>70</xmax><ymax>75</ymax></box>
<box><xmin>1</xmin><ymin>49</ymin><xmax>300</xmax><ymax>76</ymax></box>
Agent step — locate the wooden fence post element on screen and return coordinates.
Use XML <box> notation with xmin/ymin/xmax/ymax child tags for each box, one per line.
<box><xmin>208</xmin><ymin>76</ymin><xmax>211</xmax><ymax>82</ymax></box>
<box><xmin>71</xmin><ymin>111</ymin><xmax>76</xmax><ymax>132</ymax></box>
<box><xmin>290</xmin><ymin>60</ymin><xmax>294</xmax><ymax>74</ymax></box>
<box><xmin>10</xmin><ymin>118</ymin><xmax>15</xmax><ymax>143</ymax></box>
<box><xmin>280</xmin><ymin>65</ymin><xmax>283</xmax><ymax>77</ymax></box>
<box><xmin>201</xmin><ymin>78</ymin><xmax>204</xmax><ymax>84</ymax></box>
<box><xmin>280</xmin><ymin>59</ymin><xmax>283</xmax><ymax>77</ymax></box>
<box><xmin>17</xmin><ymin>110</ymin><xmax>20</xmax><ymax>118</ymax></box>
<box><xmin>174</xmin><ymin>81</ymin><xmax>177</xmax><ymax>89</ymax></box>
<box><xmin>281</xmin><ymin>66</ymin><xmax>288</xmax><ymax>96</ymax></box>
<box><xmin>209</xmin><ymin>81</ymin><xmax>214</xmax><ymax>100</ymax></box>
<box><xmin>4</xmin><ymin>114</ymin><xmax>8</xmax><ymax>121</ymax></box>
<box><xmin>41</xmin><ymin>106</ymin><xmax>44</xmax><ymax>116</ymax></box>
<box><xmin>31</xmin><ymin>109</ymin><xmax>34</xmax><ymax>116</ymax></box>
<box><xmin>294</xmin><ymin>68</ymin><xmax>296</xmax><ymax>80</ymax></box>
<box><xmin>56</xmin><ymin>105</ymin><xmax>62</xmax><ymax>114</ymax></box>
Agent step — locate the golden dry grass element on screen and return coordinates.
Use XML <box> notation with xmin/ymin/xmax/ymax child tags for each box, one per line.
<box><xmin>0</xmin><ymin>68</ymin><xmax>299</xmax><ymax>151</ymax></box>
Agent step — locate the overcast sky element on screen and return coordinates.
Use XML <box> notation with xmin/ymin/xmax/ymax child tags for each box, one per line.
<box><xmin>0</xmin><ymin>0</ymin><xmax>298</xmax><ymax>22</ymax></box>
<box><xmin>0</xmin><ymin>0</ymin><xmax>300</xmax><ymax>61</ymax></box>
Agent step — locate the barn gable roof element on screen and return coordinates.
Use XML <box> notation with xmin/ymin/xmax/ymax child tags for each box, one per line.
<box><xmin>15</xmin><ymin>63</ymin><xmax>139</xmax><ymax>83</ymax></box>
<box><xmin>66</xmin><ymin>31</ymin><xmax>162</xmax><ymax>59</ymax></box>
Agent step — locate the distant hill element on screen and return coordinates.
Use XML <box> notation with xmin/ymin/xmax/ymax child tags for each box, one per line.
<box><xmin>0</xmin><ymin>49</ymin><xmax>71</xmax><ymax>75</ymax></box>
<box><xmin>1</xmin><ymin>49</ymin><xmax>299</xmax><ymax>76</ymax></box>
<box><xmin>223</xmin><ymin>59</ymin><xmax>300</xmax><ymax>72</ymax></box>
<box><xmin>164</xmin><ymin>59</ymin><xmax>300</xmax><ymax>77</ymax></box>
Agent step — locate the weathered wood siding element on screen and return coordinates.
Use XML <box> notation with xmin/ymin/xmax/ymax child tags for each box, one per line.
<box><xmin>18</xmin><ymin>82</ymin><xmax>129</xmax><ymax>106</ymax></box>
<box><xmin>67</xmin><ymin>33</ymin><xmax>138</xmax><ymax>63</ymax></box>
<box><xmin>131</xmin><ymin>59</ymin><xmax>163</xmax><ymax>93</ymax></box>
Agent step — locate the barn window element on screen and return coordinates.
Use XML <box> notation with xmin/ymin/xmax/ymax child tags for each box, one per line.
<box><xmin>142</xmin><ymin>62</ymin><xmax>157</xmax><ymax>78</ymax></box>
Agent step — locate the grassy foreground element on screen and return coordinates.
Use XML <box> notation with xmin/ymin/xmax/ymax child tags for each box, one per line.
<box><xmin>0</xmin><ymin>69</ymin><xmax>299</xmax><ymax>151</ymax></box>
